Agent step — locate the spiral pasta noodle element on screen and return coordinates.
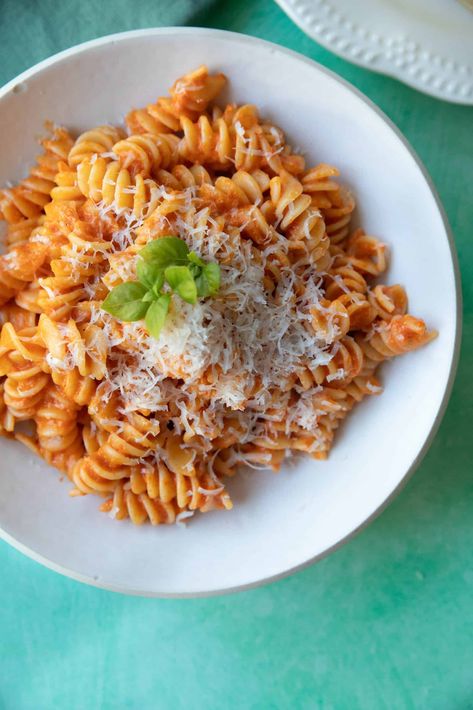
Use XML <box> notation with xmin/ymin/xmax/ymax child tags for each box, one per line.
<box><xmin>0</xmin><ymin>126</ymin><xmax>74</xmax><ymax>224</ymax></box>
<box><xmin>358</xmin><ymin>315</ymin><xmax>435</xmax><ymax>370</ymax></box>
<box><xmin>72</xmin><ymin>408</ymin><xmax>161</xmax><ymax>495</ymax></box>
<box><xmin>100</xmin><ymin>484</ymin><xmax>179</xmax><ymax>525</ymax></box>
<box><xmin>269</xmin><ymin>169</ymin><xmax>330</xmax><ymax>269</ymax></box>
<box><xmin>76</xmin><ymin>157</ymin><xmax>162</xmax><ymax>218</ymax></box>
<box><xmin>37</xmin><ymin>209</ymin><xmax>112</xmax><ymax>319</ymax></box>
<box><xmin>112</xmin><ymin>133</ymin><xmax>179</xmax><ymax>177</ymax></box>
<box><xmin>35</xmin><ymin>383</ymin><xmax>83</xmax><ymax>475</ymax></box>
<box><xmin>155</xmin><ymin>164</ymin><xmax>213</xmax><ymax>191</ymax></box>
<box><xmin>0</xmin><ymin>65</ymin><xmax>436</xmax><ymax>526</ymax></box>
<box><xmin>125</xmin><ymin>65</ymin><xmax>226</xmax><ymax>137</ymax></box>
<box><xmin>2</xmin><ymin>363</ymin><xmax>49</xmax><ymax>422</ymax></box>
<box><xmin>0</xmin><ymin>242</ymin><xmax>48</xmax><ymax>306</ymax></box>
<box><xmin>68</xmin><ymin>125</ymin><xmax>125</xmax><ymax>167</ymax></box>
<box><xmin>4</xmin><ymin>216</ymin><xmax>44</xmax><ymax>249</ymax></box>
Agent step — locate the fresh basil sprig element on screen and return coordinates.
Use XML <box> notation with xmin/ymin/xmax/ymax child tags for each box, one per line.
<box><xmin>164</xmin><ymin>265</ymin><xmax>198</xmax><ymax>304</ymax></box>
<box><xmin>102</xmin><ymin>236</ymin><xmax>220</xmax><ymax>339</ymax></box>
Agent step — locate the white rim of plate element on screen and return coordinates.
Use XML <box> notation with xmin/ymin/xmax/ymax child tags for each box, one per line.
<box><xmin>275</xmin><ymin>0</ymin><xmax>473</xmax><ymax>104</ymax></box>
<box><xmin>0</xmin><ymin>27</ymin><xmax>463</xmax><ymax>598</ymax></box>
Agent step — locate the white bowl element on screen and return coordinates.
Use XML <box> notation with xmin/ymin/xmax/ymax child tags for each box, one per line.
<box><xmin>0</xmin><ymin>28</ymin><xmax>461</xmax><ymax>597</ymax></box>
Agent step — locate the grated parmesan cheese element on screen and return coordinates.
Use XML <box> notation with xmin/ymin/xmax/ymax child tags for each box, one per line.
<box><xmin>176</xmin><ymin>510</ymin><xmax>194</xmax><ymax>527</ymax></box>
<box><xmin>87</xmin><ymin>181</ymin><xmax>344</xmax><ymax>465</ymax></box>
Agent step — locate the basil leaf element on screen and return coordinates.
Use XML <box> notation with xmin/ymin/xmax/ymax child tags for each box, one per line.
<box><xmin>188</xmin><ymin>262</ymin><xmax>202</xmax><ymax>279</ymax></box>
<box><xmin>136</xmin><ymin>258</ymin><xmax>165</xmax><ymax>292</ymax></box>
<box><xmin>188</xmin><ymin>251</ymin><xmax>205</xmax><ymax>267</ymax></box>
<box><xmin>142</xmin><ymin>290</ymin><xmax>156</xmax><ymax>303</ymax></box>
<box><xmin>194</xmin><ymin>271</ymin><xmax>210</xmax><ymax>298</ymax></box>
<box><xmin>102</xmin><ymin>282</ymin><xmax>149</xmax><ymax>321</ymax></box>
<box><xmin>145</xmin><ymin>294</ymin><xmax>171</xmax><ymax>339</ymax></box>
<box><xmin>195</xmin><ymin>262</ymin><xmax>221</xmax><ymax>298</ymax></box>
<box><xmin>203</xmin><ymin>262</ymin><xmax>221</xmax><ymax>295</ymax></box>
<box><xmin>165</xmin><ymin>265</ymin><xmax>197</xmax><ymax>304</ymax></box>
<box><xmin>139</xmin><ymin>237</ymin><xmax>189</xmax><ymax>269</ymax></box>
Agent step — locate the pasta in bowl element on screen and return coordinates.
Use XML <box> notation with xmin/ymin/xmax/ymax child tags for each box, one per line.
<box><xmin>0</xmin><ymin>29</ymin><xmax>458</xmax><ymax>595</ymax></box>
<box><xmin>0</xmin><ymin>65</ymin><xmax>437</xmax><ymax>526</ymax></box>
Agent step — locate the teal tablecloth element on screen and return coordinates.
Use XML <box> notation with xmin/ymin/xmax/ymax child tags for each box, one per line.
<box><xmin>1</xmin><ymin>1</ymin><xmax>472</xmax><ymax>708</ymax></box>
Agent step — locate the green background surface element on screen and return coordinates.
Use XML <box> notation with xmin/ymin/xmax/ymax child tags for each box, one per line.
<box><xmin>1</xmin><ymin>1</ymin><xmax>472</xmax><ymax>708</ymax></box>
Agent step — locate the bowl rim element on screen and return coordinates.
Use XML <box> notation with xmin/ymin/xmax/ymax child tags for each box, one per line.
<box><xmin>0</xmin><ymin>26</ymin><xmax>462</xmax><ymax>598</ymax></box>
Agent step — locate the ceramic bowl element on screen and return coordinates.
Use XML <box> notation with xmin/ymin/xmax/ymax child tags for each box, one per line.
<box><xmin>0</xmin><ymin>28</ymin><xmax>461</xmax><ymax>596</ymax></box>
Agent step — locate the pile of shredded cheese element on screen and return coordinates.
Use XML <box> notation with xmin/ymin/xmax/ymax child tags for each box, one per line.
<box><xmin>78</xmin><ymin>184</ymin><xmax>344</xmax><ymax>460</ymax></box>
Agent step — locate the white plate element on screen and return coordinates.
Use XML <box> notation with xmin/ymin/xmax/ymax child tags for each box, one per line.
<box><xmin>276</xmin><ymin>0</ymin><xmax>473</xmax><ymax>104</ymax></box>
<box><xmin>0</xmin><ymin>28</ymin><xmax>461</xmax><ymax>597</ymax></box>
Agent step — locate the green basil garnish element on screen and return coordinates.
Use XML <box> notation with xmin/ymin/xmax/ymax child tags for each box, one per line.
<box><xmin>101</xmin><ymin>236</ymin><xmax>221</xmax><ymax>339</ymax></box>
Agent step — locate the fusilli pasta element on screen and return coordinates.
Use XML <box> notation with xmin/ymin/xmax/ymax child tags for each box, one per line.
<box><xmin>0</xmin><ymin>66</ymin><xmax>436</xmax><ymax>525</ymax></box>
